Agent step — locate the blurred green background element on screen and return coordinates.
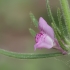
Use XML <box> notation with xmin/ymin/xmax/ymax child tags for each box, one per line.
<box><xmin>0</xmin><ymin>0</ymin><xmax>70</xmax><ymax>70</ymax></box>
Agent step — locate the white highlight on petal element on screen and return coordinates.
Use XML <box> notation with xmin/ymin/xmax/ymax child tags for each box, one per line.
<box><xmin>34</xmin><ymin>33</ymin><xmax>53</xmax><ymax>50</ymax></box>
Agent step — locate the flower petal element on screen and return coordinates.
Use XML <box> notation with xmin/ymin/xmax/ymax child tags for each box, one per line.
<box><xmin>39</xmin><ymin>17</ymin><xmax>54</xmax><ymax>39</ymax></box>
<box><xmin>34</xmin><ymin>34</ymin><xmax>53</xmax><ymax>50</ymax></box>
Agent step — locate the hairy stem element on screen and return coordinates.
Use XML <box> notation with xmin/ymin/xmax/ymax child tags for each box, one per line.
<box><xmin>0</xmin><ymin>49</ymin><xmax>63</xmax><ymax>59</ymax></box>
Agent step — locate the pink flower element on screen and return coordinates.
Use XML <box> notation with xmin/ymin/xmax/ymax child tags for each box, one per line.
<box><xmin>34</xmin><ymin>17</ymin><xmax>67</xmax><ymax>54</ymax></box>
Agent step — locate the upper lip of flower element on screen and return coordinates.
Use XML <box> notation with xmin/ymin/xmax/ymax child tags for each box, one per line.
<box><xmin>39</xmin><ymin>17</ymin><xmax>54</xmax><ymax>40</ymax></box>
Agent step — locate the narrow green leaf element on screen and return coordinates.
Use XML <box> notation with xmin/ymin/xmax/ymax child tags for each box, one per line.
<box><xmin>51</xmin><ymin>23</ymin><xmax>68</xmax><ymax>51</ymax></box>
<box><xmin>46</xmin><ymin>0</ymin><xmax>55</xmax><ymax>23</ymax></box>
<box><xmin>0</xmin><ymin>49</ymin><xmax>63</xmax><ymax>59</ymax></box>
<box><xmin>30</xmin><ymin>13</ymin><xmax>38</xmax><ymax>27</ymax></box>
<box><xmin>46</xmin><ymin>0</ymin><xmax>61</xmax><ymax>35</ymax></box>
<box><xmin>29</xmin><ymin>28</ymin><xmax>36</xmax><ymax>37</ymax></box>
<box><xmin>57</xmin><ymin>8</ymin><xmax>67</xmax><ymax>43</ymax></box>
<box><xmin>59</xmin><ymin>0</ymin><xmax>70</xmax><ymax>37</ymax></box>
<box><xmin>57</xmin><ymin>8</ymin><xmax>64</xmax><ymax>35</ymax></box>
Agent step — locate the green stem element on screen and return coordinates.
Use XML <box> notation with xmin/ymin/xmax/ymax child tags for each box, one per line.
<box><xmin>59</xmin><ymin>0</ymin><xmax>70</xmax><ymax>35</ymax></box>
<box><xmin>0</xmin><ymin>49</ymin><xmax>63</xmax><ymax>59</ymax></box>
